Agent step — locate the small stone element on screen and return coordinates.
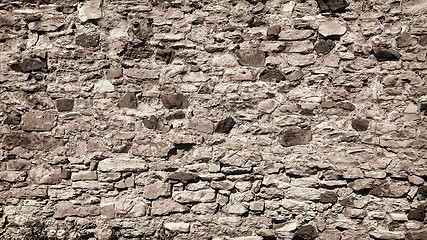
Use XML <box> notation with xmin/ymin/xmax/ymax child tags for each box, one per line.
<box><xmin>71</xmin><ymin>171</ymin><xmax>97</xmax><ymax>181</ymax></box>
<box><xmin>152</xmin><ymin>198</ymin><xmax>189</xmax><ymax>215</ymax></box>
<box><xmin>318</xmin><ymin>21</ymin><xmax>347</xmax><ymax>37</ymax></box>
<box><xmin>76</xmin><ymin>33</ymin><xmax>100</xmax><ymax>47</ymax></box>
<box><xmin>267</xmin><ymin>25</ymin><xmax>281</xmax><ymax>37</ymax></box>
<box><xmin>189</xmin><ymin>119</ymin><xmax>214</xmax><ymax>134</ymax></box>
<box><xmin>317</xmin><ymin>0</ymin><xmax>349</xmax><ymax>12</ymax></box>
<box><xmin>28</xmin><ymin>19</ymin><xmax>64</xmax><ymax>32</ymax></box>
<box><xmin>56</xmin><ymin>99</ymin><xmax>74</xmax><ymax>112</ymax></box>
<box><xmin>294</xmin><ymin>225</ymin><xmax>318</xmax><ymax>240</ymax></box>
<box><xmin>257</xmin><ymin>99</ymin><xmax>277</xmax><ymax>113</ymax></box>
<box><xmin>78</xmin><ymin>0</ymin><xmax>103</xmax><ymax>23</ymax></box>
<box><xmin>343</xmin><ymin>208</ymin><xmax>367</xmax><ymax>219</ymax></box>
<box><xmin>285</xmin><ymin>40</ymin><xmax>314</xmax><ymax>54</ymax></box>
<box><xmin>94</xmin><ymin>80</ymin><xmax>114</xmax><ymax>93</ymax></box>
<box><xmin>419</xmin><ymin>36</ymin><xmax>427</xmax><ymax>46</ymax></box>
<box><xmin>408</xmin><ymin>175</ymin><xmax>424</xmax><ymax>185</ymax></box>
<box><xmin>407</xmin><ymin>205</ymin><xmax>426</xmax><ymax>221</ymax></box>
<box><xmin>143</xmin><ymin>182</ymin><xmax>171</xmax><ymax>200</ymax></box>
<box><xmin>164</xmin><ymin>222</ymin><xmax>190</xmax><ymax>233</ymax></box>
<box><xmin>319</xmin><ymin>191</ymin><xmax>338</xmax><ymax>203</ymax></box>
<box><xmin>279</xmin><ymin>28</ymin><xmax>313</xmax><ymax>41</ymax></box>
<box><xmin>314</xmin><ymin>40</ymin><xmax>335</xmax><ymax>54</ymax></box>
<box><xmin>280</xmin><ymin>127</ymin><xmax>312</xmax><ymax>147</ymax></box>
<box><xmin>372</xmin><ymin>47</ymin><xmax>400</xmax><ymax>61</ymax></box>
<box><xmin>106</xmin><ymin>67</ymin><xmax>123</xmax><ymax>79</ymax></box>
<box><xmin>210</xmin><ymin>180</ymin><xmax>234</xmax><ymax>190</ymax></box>
<box><xmin>235</xmin><ymin>49</ymin><xmax>266</xmax><ymax>67</ymax></box>
<box><xmin>132</xmin><ymin>140</ymin><xmax>173</xmax><ymax>157</ymax></box>
<box><xmin>349</xmin><ymin>179</ymin><xmax>375</xmax><ymax>191</ymax></box>
<box><xmin>168</xmin><ymin>172</ymin><xmax>199</xmax><ymax>182</ymax></box>
<box><xmin>418</xmin><ymin>185</ymin><xmax>427</xmax><ymax>200</ymax></box>
<box><xmin>249</xmin><ymin>200</ymin><xmax>265</xmax><ymax>211</ymax></box>
<box><xmin>286</xmin><ymin>53</ymin><xmax>316</xmax><ymax>66</ymax></box>
<box><xmin>212</xmin><ymin>53</ymin><xmax>239</xmax><ymax>67</ymax></box>
<box><xmin>351</xmin><ymin>118</ymin><xmax>369</xmax><ymax>131</ymax></box>
<box><xmin>22</xmin><ymin>111</ymin><xmax>56</xmax><ymax>132</ymax></box>
<box><xmin>396</xmin><ymin>33</ymin><xmax>414</xmax><ymax>48</ymax></box>
<box><xmin>259</xmin><ymin>68</ymin><xmax>286</xmax><ymax>82</ymax></box>
<box><xmin>118</xmin><ymin>92</ymin><xmax>137</xmax><ymax>109</ymax></box>
<box><xmin>125</xmin><ymin>69</ymin><xmax>159</xmax><ymax>80</ymax></box>
<box><xmin>215</xmin><ymin>117</ymin><xmax>236</xmax><ymax>134</ymax></box>
<box><xmin>369</xmin><ymin>231</ymin><xmax>406</xmax><ymax>240</ymax></box>
<box><xmin>160</xmin><ymin>93</ymin><xmax>189</xmax><ymax>109</ymax></box>
<box><xmin>226</xmin><ymin>204</ymin><xmax>248</xmax><ymax>215</ymax></box>
<box><xmin>173</xmin><ymin>189</ymin><xmax>216</xmax><ymax>203</ymax></box>
<box><xmin>404</xmin><ymin>102</ymin><xmax>418</xmax><ymax>113</ymax></box>
<box><xmin>336</xmin><ymin>102</ymin><xmax>355</xmax><ymax>111</ymax></box>
<box><xmin>286</xmin><ymin>69</ymin><xmax>304</xmax><ymax>82</ymax></box>
<box><xmin>156</xmin><ymin>48</ymin><xmax>174</xmax><ymax>63</ymax></box>
<box><xmin>4</xmin><ymin>114</ymin><xmax>21</xmax><ymax>125</ymax></box>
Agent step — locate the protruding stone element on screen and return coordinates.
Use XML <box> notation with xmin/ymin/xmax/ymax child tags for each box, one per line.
<box><xmin>257</xmin><ymin>99</ymin><xmax>277</xmax><ymax>113</ymax></box>
<box><xmin>267</xmin><ymin>25</ymin><xmax>281</xmax><ymax>37</ymax></box>
<box><xmin>351</xmin><ymin>118</ymin><xmax>369</xmax><ymax>131</ymax></box>
<box><xmin>118</xmin><ymin>92</ymin><xmax>137</xmax><ymax>109</ymax></box>
<box><xmin>369</xmin><ymin>231</ymin><xmax>406</xmax><ymax>240</ymax></box>
<box><xmin>22</xmin><ymin>111</ymin><xmax>56</xmax><ymax>132</ymax></box>
<box><xmin>215</xmin><ymin>117</ymin><xmax>236</xmax><ymax>134</ymax></box>
<box><xmin>212</xmin><ymin>53</ymin><xmax>239</xmax><ymax>67</ymax></box>
<box><xmin>10</xmin><ymin>55</ymin><xmax>48</xmax><ymax>73</ymax></box>
<box><xmin>76</xmin><ymin>33</ymin><xmax>100</xmax><ymax>47</ymax></box>
<box><xmin>56</xmin><ymin>99</ymin><xmax>74</xmax><ymax>112</ymax></box>
<box><xmin>294</xmin><ymin>225</ymin><xmax>318</xmax><ymax>240</ymax></box>
<box><xmin>168</xmin><ymin>172</ymin><xmax>199</xmax><ymax>182</ymax></box>
<box><xmin>173</xmin><ymin>189</ymin><xmax>216</xmax><ymax>203</ymax></box>
<box><xmin>314</xmin><ymin>40</ymin><xmax>335</xmax><ymax>54</ymax></box>
<box><xmin>370</xmin><ymin>180</ymin><xmax>410</xmax><ymax>198</ymax></box>
<box><xmin>408</xmin><ymin>205</ymin><xmax>426</xmax><ymax>221</ymax></box>
<box><xmin>189</xmin><ymin>119</ymin><xmax>214</xmax><ymax>134</ymax></box>
<box><xmin>259</xmin><ymin>68</ymin><xmax>285</xmax><ymax>82</ymax></box>
<box><xmin>317</xmin><ymin>0</ymin><xmax>349</xmax><ymax>12</ymax></box>
<box><xmin>28</xmin><ymin>165</ymin><xmax>62</xmax><ymax>184</ymax></box>
<box><xmin>319</xmin><ymin>191</ymin><xmax>338</xmax><ymax>203</ymax></box>
<box><xmin>143</xmin><ymin>182</ymin><xmax>171</xmax><ymax>200</ymax></box>
<box><xmin>164</xmin><ymin>222</ymin><xmax>190</xmax><ymax>233</ymax></box>
<box><xmin>152</xmin><ymin>198</ymin><xmax>189</xmax><ymax>215</ymax></box>
<box><xmin>28</xmin><ymin>19</ymin><xmax>64</xmax><ymax>32</ymax></box>
<box><xmin>280</xmin><ymin>127</ymin><xmax>312</xmax><ymax>147</ymax></box>
<box><xmin>160</xmin><ymin>93</ymin><xmax>189</xmax><ymax>109</ymax></box>
<box><xmin>226</xmin><ymin>204</ymin><xmax>248</xmax><ymax>215</ymax></box>
<box><xmin>279</xmin><ymin>28</ymin><xmax>314</xmax><ymax>41</ymax></box>
<box><xmin>129</xmin><ymin>18</ymin><xmax>152</xmax><ymax>41</ymax></box>
<box><xmin>106</xmin><ymin>67</ymin><xmax>123</xmax><ymax>79</ymax></box>
<box><xmin>94</xmin><ymin>80</ymin><xmax>114</xmax><ymax>93</ymax></box>
<box><xmin>78</xmin><ymin>0</ymin><xmax>103</xmax><ymax>23</ymax></box>
<box><xmin>132</xmin><ymin>140</ymin><xmax>173</xmax><ymax>157</ymax></box>
<box><xmin>418</xmin><ymin>185</ymin><xmax>427</xmax><ymax>200</ymax></box>
<box><xmin>235</xmin><ymin>49</ymin><xmax>266</xmax><ymax>67</ymax></box>
<box><xmin>98</xmin><ymin>158</ymin><xmax>148</xmax><ymax>172</ymax></box>
<box><xmin>372</xmin><ymin>47</ymin><xmax>400</xmax><ymax>61</ymax></box>
<box><xmin>396</xmin><ymin>33</ymin><xmax>415</xmax><ymax>48</ymax></box>
<box><xmin>319</xmin><ymin>21</ymin><xmax>347</xmax><ymax>37</ymax></box>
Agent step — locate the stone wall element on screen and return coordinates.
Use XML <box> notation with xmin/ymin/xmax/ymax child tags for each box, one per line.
<box><xmin>0</xmin><ymin>0</ymin><xmax>426</xmax><ymax>239</ymax></box>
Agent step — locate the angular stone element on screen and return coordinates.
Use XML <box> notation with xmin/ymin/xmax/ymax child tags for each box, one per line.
<box><xmin>28</xmin><ymin>165</ymin><xmax>62</xmax><ymax>184</ymax></box>
<box><xmin>10</xmin><ymin>55</ymin><xmax>48</xmax><ymax>73</ymax></box>
<box><xmin>226</xmin><ymin>204</ymin><xmax>248</xmax><ymax>215</ymax></box>
<box><xmin>76</xmin><ymin>33</ymin><xmax>100</xmax><ymax>47</ymax></box>
<box><xmin>259</xmin><ymin>68</ymin><xmax>285</xmax><ymax>82</ymax></box>
<box><xmin>351</xmin><ymin>118</ymin><xmax>369</xmax><ymax>131</ymax></box>
<box><xmin>56</xmin><ymin>99</ymin><xmax>74</xmax><ymax>112</ymax></box>
<box><xmin>280</xmin><ymin>127</ymin><xmax>312</xmax><ymax>147</ymax></box>
<box><xmin>210</xmin><ymin>180</ymin><xmax>234</xmax><ymax>190</ymax></box>
<box><xmin>156</xmin><ymin>48</ymin><xmax>174</xmax><ymax>63</ymax></box>
<box><xmin>317</xmin><ymin>0</ymin><xmax>349</xmax><ymax>12</ymax></box>
<box><xmin>369</xmin><ymin>231</ymin><xmax>405</xmax><ymax>240</ymax></box>
<box><xmin>235</xmin><ymin>49</ymin><xmax>265</xmax><ymax>67</ymax></box>
<box><xmin>78</xmin><ymin>0</ymin><xmax>103</xmax><ymax>23</ymax></box>
<box><xmin>215</xmin><ymin>117</ymin><xmax>236</xmax><ymax>134</ymax></box>
<box><xmin>319</xmin><ymin>191</ymin><xmax>338</xmax><ymax>203</ymax></box>
<box><xmin>396</xmin><ymin>33</ymin><xmax>415</xmax><ymax>48</ymax></box>
<box><xmin>343</xmin><ymin>208</ymin><xmax>366</xmax><ymax>219</ymax></box>
<box><xmin>370</xmin><ymin>180</ymin><xmax>410</xmax><ymax>198</ymax></box>
<box><xmin>408</xmin><ymin>175</ymin><xmax>424</xmax><ymax>185</ymax></box>
<box><xmin>28</xmin><ymin>18</ymin><xmax>64</xmax><ymax>32</ymax></box>
<box><xmin>118</xmin><ymin>92</ymin><xmax>137</xmax><ymax>109</ymax></box>
<box><xmin>71</xmin><ymin>171</ymin><xmax>97</xmax><ymax>181</ymax></box>
<box><xmin>420</xmin><ymin>36</ymin><xmax>427</xmax><ymax>46</ymax></box>
<box><xmin>54</xmin><ymin>202</ymin><xmax>100</xmax><ymax>219</ymax></box>
<box><xmin>130</xmin><ymin>18</ymin><xmax>152</xmax><ymax>41</ymax></box>
<box><xmin>93</xmin><ymin>80</ymin><xmax>114</xmax><ymax>93</ymax></box>
<box><xmin>349</xmin><ymin>179</ymin><xmax>375</xmax><ymax>192</ymax></box>
<box><xmin>106</xmin><ymin>67</ymin><xmax>123</xmax><ymax>79</ymax></box>
<box><xmin>4</xmin><ymin>114</ymin><xmax>21</xmax><ymax>125</ymax></box>
<box><xmin>10</xmin><ymin>185</ymin><xmax>48</xmax><ymax>199</ymax></box>
<box><xmin>143</xmin><ymin>182</ymin><xmax>171</xmax><ymax>200</ymax></box>
<box><xmin>168</xmin><ymin>172</ymin><xmax>199</xmax><ymax>182</ymax></box>
<box><xmin>285</xmin><ymin>40</ymin><xmax>314</xmax><ymax>53</ymax></box>
<box><xmin>125</xmin><ymin>69</ymin><xmax>159</xmax><ymax>80</ymax></box>
<box><xmin>164</xmin><ymin>222</ymin><xmax>190</xmax><ymax>233</ymax></box>
<box><xmin>319</xmin><ymin>21</ymin><xmax>347</xmax><ymax>37</ymax></box>
<box><xmin>249</xmin><ymin>200</ymin><xmax>265</xmax><ymax>211</ymax></box>
<box><xmin>257</xmin><ymin>99</ymin><xmax>277</xmax><ymax>114</ymax></box>
<box><xmin>287</xmin><ymin>54</ymin><xmax>316</xmax><ymax>66</ymax></box>
<box><xmin>294</xmin><ymin>225</ymin><xmax>318</xmax><ymax>240</ymax></box>
<box><xmin>173</xmin><ymin>189</ymin><xmax>216</xmax><ymax>203</ymax></box>
<box><xmin>0</xmin><ymin>171</ymin><xmax>26</xmax><ymax>182</ymax></box>
<box><xmin>191</xmin><ymin>203</ymin><xmax>218</xmax><ymax>214</ymax></box>
<box><xmin>408</xmin><ymin>228</ymin><xmax>427</xmax><ymax>240</ymax></box>
<box><xmin>22</xmin><ymin>111</ymin><xmax>56</xmax><ymax>132</ymax></box>
<box><xmin>418</xmin><ymin>185</ymin><xmax>427</xmax><ymax>200</ymax></box>
<box><xmin>372</xmin><ymin>47</ymin><xmax>400</xmax><ymax>61</ymax></box>
<box><xmin>2</xmin><ymin>132</ymin><xmax>64</xmax><ymax>151</ymax></box>
<box><xmin>279</xmin><ymin>28</ymin><xmax>313</xmax><ymax>41</ymax></box>
<box><xmin>314</xmin><ymin>40</ymin><xmax>335</xmax><ymax>54</ymax></box>
<box><xmin>132</xmin><ymin>140</ymin><xmax>173</xmax><ymax>157</ymax></box>
<box><xmin>189</xmin><ymin>119</ymin><xmax>214</xmax><ymax>134</ymax></box>
<box><xmin>6</xmin><ymin>160</ymin><xmax>29</xmax><ymax>171</ymax></box>
<box><xmin>160</xmin><ymin>93</ymin><xmax>189</xmax><ymax>109</ymax></box>
<box><xmin>98</xmin><ymin>158</ymin><xmax>148</xmax><ymax>172</ymax></box>
<box><xmin>152</xmin><ymin>198</ymin><xmax>189</xmax><ymax>215</ymax></box>
<box><xmin>267</xmin><ymin>25</ymin><xmax>281</xmax><ymax>37</ymax></box>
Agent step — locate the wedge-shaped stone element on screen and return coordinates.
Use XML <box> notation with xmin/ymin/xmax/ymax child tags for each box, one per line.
<box><xmin>98</xmin><ymin>158</ymin><xmax>148</xmax><ymax>172</ymax></box>
<box><xmin>173</xmin><ymin>189</ymin><xmax>216</xmax><ymax>203</ymax></box>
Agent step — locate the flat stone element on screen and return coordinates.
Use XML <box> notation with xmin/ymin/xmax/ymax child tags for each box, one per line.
<box><xmin>317</xmin><ymin>0</ymin><xmax>349</xmax><ymax>12</ymax></box>
<box><xmin>56</xmin><ymin>99</ymin><xmax>74</xmax><ymax>112</ymax></box>
<box><xmin>351</xmin><ymin>118</ymin><xmax>369</xmax><ymax>131</ymax></box>
<box><xmin>54</xmin><ymin>202</ymin><xmax>100</xmax><ymax>219</ymax></box>
<box><xmin>226</xmin><ymin>204</ymin><xmax>248</xmax><ymax>215</ymax></box>
<box><xmin>408</xmin><ymin>228</ymin><xmax>427</xmax><ymax>240</ymax></box>
<box><xmin>164</xmin><ymin>222</ymin><xmax>190</xmax><ymax>233</ymax></box>
<box><xmin>78</xmin><ymin>0</ymin><xmax>103</xmax><ymax>23</ymax></box>
<box><xmin>168</xmin><ymin>172</ymin><xmax>199</xmax><ymax>182</ymax></box>
<box><xmin>259</xmin><ymin>68</ymin><xmax>285</xmax><ymax>82</ymax></box>
<box><xmin>4</xmin><ymin>114</ymin><xmax>21</xmax><ymax>125</ymax></box>
<box><xmin>22</xmin><ymin>111</ymin><xmax>56</xmax><ymax>132</ymax></box>
<box><xmin>349</xmin><ymin>179</ymin><xmax>375</xmax><ymax>192</ymax></box>
<box><xmin>2</xmin><ymin>132</ymin><xmax>64</xmax><ymax>151</ymax></box>
<box><xmin>191</xmin><ymin>203</ymin><xmax>218</xmax><ymax>214</ymax></box>
<box><xmin>10</xmin><ymin>185</ymin><xmax>48</xmax><ymax>199</ymax></box>
<box><xmin>408</xmin><ymin>205</ymin><xmax>426</xmax><ymax>221</ymax></box>
<box><xmin>369</xmin><ymin>231</ymin><xmax>405</xmax><ymax>240</ymax></box>
<box><xmin>418</xmin><ymin>185</ymin><xmax>427</xmax><ymax>200</ymax></box>
<box><xmin>314</xmin><ymin>39</ymin><xmax>335</xmax><ymax>54</ymax></box>
<box><xmin>319</xmin><ymin>191</ymin><xmax>338</xmax><ymax>203</ymax></box>
<box><xmin>210</xmin><ymin>180</ymin><xmax>235</xmax><ymax>190</ymax></box>
<box><xmin>125</xmin><ymin>69</ymin><xmax>159</xmax><ymax>80</ymax></box>
<box><xmin>189</xmin><ymin>119</ymin><xmax>214</xmax><ymax>134</ymax></box>
<box><xmin>257</xmin><ymin>99</ymin><xmax>277</xmax><ymax>113</ymax></box>
<box><xmin>249</xmin><ymin>200</ymin><xmax>265</xmax><ymax>211</ymax></box>
<box><xmin>28</xmin><ymin>164</ymin><xmax>62</xmax><ymax>184</ymax></box>
<box><xmin>287</xmin><ymin>53</ymin><xmax>316</xmax><ymax>66</ymax></box>
<box><xmin>0</xmin><ymin>171</ymin><xmax>26</xmax><ymax>182</ymax></box>
<box><xmin>106</xmin><ymin>67</ymin><xmax>123</xmax><ymax>79</ymax></box>
<box><xmin>71</xmin><ymin>171</ymin><xmax>97</xmax><ymax>181</ymax></box>
<box><xmin>215</xmin><ymin>117</ymin><xmax>236</xmax><ymax>134</ymax></box>
<box><xmin>151</xmin><ymin>198</ymin><xmax>189</xmax><ymax>215</ymax></box>
<box><xmin>182</xmin><ymin>71</ymin><xmax>208</xmax><ymax>82</ymax></box>
<box><xmin>372</xmin><ymin>47</ymin><xmax>400</xmax><ymax>61</ymax></box>
<box><xmin>235</xmin><ymin>49</ymin><xmax>266</xmax><ymax>67</ymax></box>
<box><xmin>98</xmin><ymin>158</ymin><xmax>148</xmax><ymax>172</ymax></box>
<box><xmin>279</xmin><ymin>28</ymin><xmax>313</xmax><ymax>40</ymax></box>
<box><xmin>420</xmin><ymin>35</ymin><xmax>427</xmax><ymax>46</ymax></box>
<box><xmin>173</xmin><ymin>189</ymin><xmax>216</xmax><ymax>203</ymax></box>
<box><xmin>28</xmin><ymin>18</ymin><xmax>64</xmax><ymax>32</ymax></box>
<box><xmin>93</xmin><ymin>80</ymin><xmax>114</xmax><ymax>93</ymax></box>
<box><xmin>160</xmin><ymin>93</ymin><xmax>189</xmax><ymax>109</ymax></box>
<box><xmin>319</xmin><ymin>21</ymin><xmax>347</xmax><ymax>37</ymax></box>
<box><xmin>143</xmin><ymin>182</ymin><xmax>171</xmax><ymax>200</ymax></box>
<box><xmin>285</xmin><ymin>40</ymin><xmax>314</xmax><ymax>53</ymax></box>
<box><xmin>343</xmin><ymin>208</ymin><xmax>367</xmax><ymax>219</ymax></box>
<box><xmin>408</xmin><ymin>175</ymin><xmax>424</xmax><ymax>185</ymax></box>
<box><xmin>280</xmin><ymin>127</ymin><xmax>312</xmax><ymax>147</ymax></box>
<box><xmin>370</xmin><ymin>180</ymin><xmax>410</xmax><ymax>198</ymax></box>
<box><xmin>132</xmin><ymin>140</ymin><xmax>173</xmax><ymax>157</ymax></box>
<box><xmin>10</xmin><ymin>55</ymin><xmax>48</xmax><ymax>73</ymax></box>
<box><xmin>76</xmin><ymin>33</ymin><xmax>100</xmax><ymax>47</ymax></box>
<box><xmin>156</xmin><ymin>48</ymin><xmax>174</xmax><ymax>63</ymax></box>
<box><xmin>294</xmin><ymin>225</ymin><xmax>318</xmax><ymax>240</ymax></box>
<box><xmin>118</xmin><ymin>92</ymin><xmax>137</xmax><ymax>109</ymax></box>
<box><xmin>212</xmin><ymin>53</ymin><xmax>239</xmax><ymax>67</ymax></box>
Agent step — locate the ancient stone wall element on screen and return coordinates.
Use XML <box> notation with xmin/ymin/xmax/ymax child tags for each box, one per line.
<box><xmin>0</xmin><ymin>0</ymin><xmax>426</xmax><ymax>239</ymax></box>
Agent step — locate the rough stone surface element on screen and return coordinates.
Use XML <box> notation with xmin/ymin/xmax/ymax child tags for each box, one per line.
<box><xmin>319</xmin><ymin>21</ymin><xmax>347</xmax><ymax>37</ymax></box>
<box><xmin>314</xmin><ymin>40</ymin><xmax>335</xmax><ymax>54</ymax></box>
<box><xmin>317</xmin><ymin>0</ymin><xmax>349</xmax><ymax>12</ymax></box>
<box><xmin>280</xmin><ymin>127</ymin><xmax>312</xmax><ymax>147</ymax></box>
<box><xmin>215</xmin><ymin>117</ymin><xmax>236</xmax><ymax>134</ymax></box>
<box><xmin>56</xmin><ymin>99</ymin><xmax>74</xmax><ymax>112</ymax></box>
<box><xmin>160</xmin><ymin>93</ymin><xmax>189</xmax><ymax>109</ymax></box>
<box><xmin>351</xmin><ymin>118</ymin><xmax>369</xmax><ymax>131</ymax></box>
<box><xmin>294</xmin><ymin>225</ymin><xmax>318</xmax><ymax>240</ymax></box>
<box><xmin>372</xmin><ymin>47</ymin><xmax>401</xmax><ymax>61</ymax></box>
<box><xmin>22</xmin><ymin>112</ymin><xmax>56</xmax><ymax>131</ymax></box>
<box><xmin>235</xmin><ymin>49</ymin><xmax>266</xmax><ymax>67</ymax></box>
<box><xmin>118</xmin><ymin>92</ymin><xmax>137</xmax><ymax>109</ymax></box>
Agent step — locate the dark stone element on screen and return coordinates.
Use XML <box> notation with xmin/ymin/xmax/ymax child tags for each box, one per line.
<box><xmin>4</xmin><ymin>114</ymin><xmax>21</xmax><ymax>125</ymax></box>
<box><xmin>156</xmin><ymin>48</ymin><xmax>174</xmax><ymax>64</ymax></box>
<box><xmin>2</xmin><ymin>132</ymin><xmax>65</xmax><ymax>151</ymax></box>
<box><xmin>124</xmin><ymin>44</ymin><xmax>154</xmax><ymax>59</ymax></box>
<box><xmin>106</xmin><ymin>67</ymin><xmax>123</xmax><ymax>79</ymax></box>
<box><xmin>22</xmin><ymin>112</ymin><xmax>56</xmax><ymax>132</ymax></box>
<box><xmin>420</xmin><ymin>103</ymin><xmax>427</xmax><ymax>115</ymax></box>
<box><xmin>192</xmin><ymin>16</ymin><xmax>205</xmax><ymax>25</ymax></box>
<box><xmin>165</xmin><ymin>111</ymin><xmax>185</xmax><ymax>120</ymax></box>
<box><xmin>320</xmin><ymin>191</ymin><xmax>338</xmax><ymax>203</ymax></box>
<box><xmin>396</xmin><ymin>33</ymin><xmax>414</xmax><ymax>48</ymax></box>
<box><xmin>160</xmin><ymin>93</ymin><xmax>189</xmax><ymax>109</ymax></box>
<box><xmin>76</xmin><ymin>33</ymin><xmax>100</xmax><ymax>47</ymax></box>
<box><xmin>235</xmin><ymin>49</ymin><xmax>266</xmax><ymax>67</ymax></box>
<box><xmin>267</xmin><ymin>25</ymin><xmax>281</xmax><ymax>37</ymax></box>
<box><xmin>408</xmin><ymin>205</ymin><xmax>426</xmax><ymax>221</ymax></box>
<box><xmin>215</xmin><ymin>117</ymin><xmax>236</xmax><ymax>134</ymax></box>
<box><xmin>317</xmin><ymin>0</ymin><xmax>349</xmax><ymax>12</ymax></box>
<box><xmin>143</xmin><ymin>115</ymin><xmax>159</xmax><ymax>129</ymax></box>
<box><xmin>130</xmin><ymin>18</ymin><xmax>152</xmax><ymax>41</ymax></box>
<box><xmin>337</xmin><ymin>102</ymin><xmax>355</xmax><ymax>111</ymax></box>
<box><xmin>10</xmin><ymin>55</ymin><xmax>48</xmax><ymax>73</ymax></box>
<box><xmin>246</xmin><ymin>0</ymin><xmax>266</xmax><ymax>4</ymax></box>
<box><xmin>419</xmin><ymin>36</ymin><xmax>427</xmax><ymax>46</ymax></box>
<box><xmin>168</xmin><ymin>172</ymin><xmax>199</xmax><ymax>182</ymax></box>
<box><xmin>259</xmin><ymin>68</ymin><xmax>286</xmax><ymax>82</ymax></box>
<box><xmin>314</xmin><ymin>39</ymin><xmax>335</xmax><ymax>54</ymax></box>
<box><xmin>293</xmin><ymin>225</ymin><xmax>318</xmax><ymax>240</ymax></box>
<box><xmin>408</xmin><ymin>228</ymin><xmax>427</xmax><ymax>240</ymax></box>
<box><xmin>418</xmin><ymin>185</ymin><xmax>427</xmax><ymax>200</ymax></box>
<box><xmin>286</xmin><ymin>69</ymin><xmax>304</xmax><ymax>82</ymax></box>
<box><xmin>56</xmin><ymin>99</ymin><xmax>74</xmax><ymax>112</ymax></box>
<box><xmin>351</xmin><ymin>118</ymin><xmax>369</xmax><ymax>131</ymax></box>
<box><xmin>118</xmin><ymin>92</ymin><xmax>137</xmax><ymax>109</ymax></box>
<box><xmin>370</xmin><ymin>180</ymin><xmax>410</xmax><ymax>198</ymax></box>
<box><xmin>280</xmin><ymin>127</ymin><xmax>312</xmax><ymax>147</ymax></box>
<box><xmin>372</xmin><ymin>47</ymin><xmax>400</xmax><ymax>61</ymax></box>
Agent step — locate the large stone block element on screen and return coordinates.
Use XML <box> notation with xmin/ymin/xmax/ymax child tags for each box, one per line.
<box><xmin>235</xmin><ymin>49</ymin><xmax>265</xmax><ymax>67</ymax></box>
<box><xmin>98</xmin><ymin>158</ymin><xmax>148</xmax><ymax>172</ymax></box>
<box><xmin>22</xmin><ymin>111</ymin><xmax>56</xmax><ymax>131</ymax></box>
<box><xmin>173</xmin><ymin>189</ymin><xmax>216</xmax><ymax>203</ymax></box>
<box><xmin>279</xmin><ymin>127</ymin><xmax>312</xmax><ymax>147</ymax></box>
